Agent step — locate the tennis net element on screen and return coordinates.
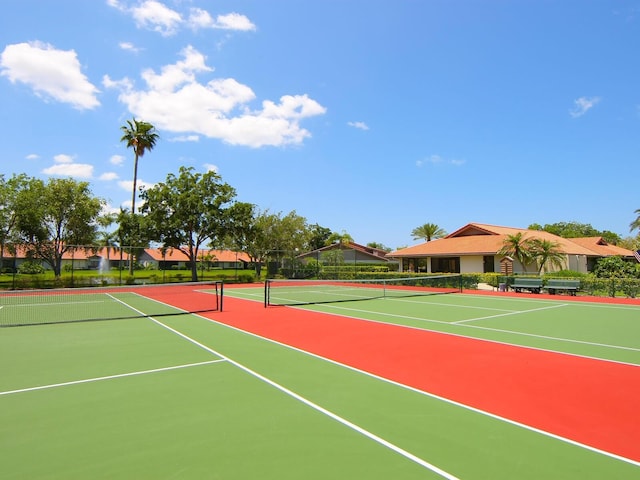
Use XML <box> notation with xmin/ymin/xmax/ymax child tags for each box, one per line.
<box><xmin>264</xmin><ymin>274</ymin><xmax>462</xmax><ymax>307</ymax></box>
<box><xmin>0</xmin><ymin>281</ymin><xmax>223</xmax><ymax>327</ymax></box>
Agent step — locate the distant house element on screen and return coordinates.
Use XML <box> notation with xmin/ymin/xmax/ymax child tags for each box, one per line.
<box><xmin>298</xmin><ymin>241</ymin><xmax>396</xmax><ymax>266</ymax></box>
<box><xmin>1</xmin><ymin>245</ymin><xmax>130</xmax><ymax>272</ymax></box>
<box><xmin>1</xmin><ymin>245</ymin><xmax>249</xmax><ymax>272</ymax></box>
<box><xmin>387</xmin><ymin>223</ymin><xmax>637</xmax><ymax>274</ymax></box>
<box><xmin>139</xmin><ymin>248</ymin><xmax>251</xmax><ymax>270</ymax></box>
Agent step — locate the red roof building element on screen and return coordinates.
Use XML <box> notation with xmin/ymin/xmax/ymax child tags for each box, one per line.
<box><xmin>387</xmin><ymin>223</ymin><xmax>637</xmax><ymax>274</ymax></box>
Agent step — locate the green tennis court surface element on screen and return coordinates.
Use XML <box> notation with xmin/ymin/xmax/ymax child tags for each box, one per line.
<box><xmin>1</xmin><ymin>284</ymin><xmax>639</xmax><ymax>479</ymax></box>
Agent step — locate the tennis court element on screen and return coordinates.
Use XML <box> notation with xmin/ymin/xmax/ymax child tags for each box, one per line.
<box><xmin>1</xmin><ymin>281</ymin><xmax>639</xmax><ymax>479</ymax></box>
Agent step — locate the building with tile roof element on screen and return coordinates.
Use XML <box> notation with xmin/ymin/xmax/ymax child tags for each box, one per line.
<box><xmin>139</xmin><ymin>248</ymin><xmax>251</xmax><ymax>270</ymax></box>
<box><xmin>298</xmin><ymin>241</ymin><xmax>395</xmax><ymax>265</ymax></box>
<box><xmin>387</xmin><ymin>223</ymin><xmax>637</xmax><ymax>274</ymax></box>
<box><xmin>1</xmin><ymin>245</ymin><xmax>249</xmax><ymax>272</ymax></box>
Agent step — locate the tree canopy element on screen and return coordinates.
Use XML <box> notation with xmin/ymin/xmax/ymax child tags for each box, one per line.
<box><xmin>411</xmin><ymin>223</ymin><xmax>447</xmax><ymax>242</ymax></box>
<box><xmin>528</xmin><ymin>221</ymin><xmax>620</xmax><ymax>244</ymax></box>
<box><xmin>15</xmin><ymin>177</ymin><xmax>104</xmax><ymax>276</ymax></box>
<box><xmin>497</xmin><ymin>232</ymin><xmax>534</xmax><ymax>273</ymax></box>
<box><xmin>140</xmin><ymin>166</ymin><xmax>236</xmax><ymax>281</ymax></box>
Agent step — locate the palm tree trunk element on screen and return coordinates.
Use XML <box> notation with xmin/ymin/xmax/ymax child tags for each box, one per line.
<box><xmin>129</xmin><ymin>154</ymin><xmax>139</xmax><ymax>276</ymax></box>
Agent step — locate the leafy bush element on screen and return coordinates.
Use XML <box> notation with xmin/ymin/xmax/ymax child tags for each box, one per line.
<box><xmin>542</xmin><ymin>270</ymin><xmax>585</xmax><ymax>279</ymax></box>
<box><xmin>237</xmin><ymin>273</ymin><xmax>255</xmax><ymax>283</ymax></box>
<box><xmin>18</xmin><ymin>261</ymin><xmax>45</xmax><ymax>274</ymax></box>
<box><xmin>593</xmin><ymin>256</ymin><xmax>639</xmax><ymax>279</ymax></box>
<box><xmin>479</xmin><ymin>272</ymin><xmax>502</xmax><ymax>288</ymax></box>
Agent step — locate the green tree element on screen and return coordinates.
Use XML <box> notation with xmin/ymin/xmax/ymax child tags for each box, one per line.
<box><xmin>307</xmin><ymin>223</ymin><xmax>332</xmax><ymax>251</ymax></box>
<box><xmin>528</xmin><ymin>221</ymin><xmax>621</xmax><ymax>244</ymax></box>
<box><xmin>618</xmin><ymin>235</ymin><xmax>640</xmax><ymax>252</ymax></box>
<box><xmin>326</xmin><ymin>231</ymin><xmax>353</xmax><ymax>246</ymax></box>
<box><xmin>497</xmin><ymin>232</ymin><xmax>534</xmax><ymax>274</ymax></box>
<box><xmin>593</xmin><ymin>256</ymin><xmax>638</xmax><ymax>279</ymax></box>
<box><xmin>242</xmin><ymin>210</ymin><xmax>309</xmax><ymax>276</ymax></box>
<box><xmin>0</xmin><ymin>173</ymin><xmax>29</xmax><ymax>272</ymax></box>
<box><xmin>631</xmin><ymin>209</ymin><xmax>640</xmax><ymax>233</ymax></box>
<box><xmin>120</xmin><ymin>118</ymin><xmax>159</xmax><ymax>274</ymax></box>
<box><xmin>411</xmin><ymin>223</ymin><xmax>447</xmax><ymax>242</ymax></box>
<box><xmin>367</xmin><ymin>242</ymin><xmax>391</xmax><ymax>252</ymax></box>
<box><xmin>140</xmin><ymin>166</ymin><xmax>236</xmax><ymax>282</ymax></box>
<box><xmin>222</xmin><ymin>202</ymin><xmax>262</xmax><ymax>276</ymax></box>
<box><xmin>114</xmin><ymin>208</ymin><xmax>149</xmax><ymax>273</ymax></box>
<box><xmin>529</xmin><ymin>238</ymin><xmax>565</xmax><ymax>274</ymax></box>
<box><xmin>16</xmin><ymin>178</ymin><xmax>104</xmax><ymax>277</ymax></box>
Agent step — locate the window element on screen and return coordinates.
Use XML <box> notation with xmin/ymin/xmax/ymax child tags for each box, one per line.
<box><xmin>431</xmin><ymin>257</ymin><xmax>460</xmax><ymax>273</ymax></box>
<box><xmin>483</xmin><ymin>256</ymin><xmax>495</xmax><ymax>273</ymax></box>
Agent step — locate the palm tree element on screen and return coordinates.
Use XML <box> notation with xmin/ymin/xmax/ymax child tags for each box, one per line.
<box><xmin>325</xmin><ymin>231</ymin><xmax>354</xmax><ymax>246</ymax></box>
<box><xmin>120</xmin><ymin>119</ymin><xmax>159</xmax><ymax>216</ymax></box>
<box><xmin>529</xmin><ymin>238</ymin><xmax>565</xmax><ymax>274</ymax></box>
<box><xmin>411</xmin><ymin>223</ymin><xmax>447</xmax><ymax>242</ymax></box>
<box><xmin>120</xmin><ymin>119</ymin><xmax>158</xmax><ymax>275</ymax></box>
<box><xmin>497</xmin><ymin>232</ymin><xmax>533</xmax><ymax>273</ymax></box>
<box><xmin>631</xmin><ymin>208</ymin><xmax>640</xmax><ymax>233</ymax></box>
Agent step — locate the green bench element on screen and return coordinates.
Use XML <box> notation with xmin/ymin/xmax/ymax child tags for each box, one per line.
<box><xmin>511</xmin><ymin>278</ymin><xmax>543</xmax><ymax>294</ymax></box>
<box><xmin>544</xmin><ymin>279</ymin><xmax>580</xmax><ymax>296</ymax></box>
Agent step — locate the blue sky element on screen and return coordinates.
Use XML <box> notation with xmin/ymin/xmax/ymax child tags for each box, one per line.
<box><xmin>1</xmin><ymin>1</ymin><xmax>639</xmax><ymax>250</ymax></box>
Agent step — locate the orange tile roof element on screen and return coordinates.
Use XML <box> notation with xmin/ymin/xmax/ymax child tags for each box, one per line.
<box><xmin>144</xmin><ymin>248</ymin><xmax>250</xmax><ymax>262</ymax></box>
<box><xmin>568</xmin><ymin>237</ymin><xmax>636</xmax><ymax>257</ymax></box>
<box><xmin>207</xmin><ymin>250</ymin><xmax>251</xmax><ymax>262</ymax></box>
<box><xmin>1</xmin><ymin>246</ymin><xmax>131</xmax><ymax>260</ymax></box>
<box><xmin>388</xmin><ymin>223</ymin><xmax>632</xmax><ymax>258</ymax></box>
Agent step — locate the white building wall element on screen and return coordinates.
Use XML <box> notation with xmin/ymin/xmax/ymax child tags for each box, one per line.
<box><xmin>461</xmin><ymin>256</ymin><xmax>484</xmax><ymax>274</ymax></box>
<box><xmin>567</xmin><ymin>254</ymin><xmax>588</xmax><ymax>274</ymax></box>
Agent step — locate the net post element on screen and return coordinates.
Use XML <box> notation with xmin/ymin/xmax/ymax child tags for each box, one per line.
<box><xmin>264</xmin><ymin>280</ymin><xmax>269</xmax><ymax>308</ymax></box>
<box><xmin>219</xmin><ymin>281</ymin><xmax>224</xmax><ymax>312</ymax></box>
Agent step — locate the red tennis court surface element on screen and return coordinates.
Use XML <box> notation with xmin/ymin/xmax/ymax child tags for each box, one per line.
<box><xmin>141</xmin><ymin>286</ymin><xmax>640</xmax><ymax>463</ymax></box>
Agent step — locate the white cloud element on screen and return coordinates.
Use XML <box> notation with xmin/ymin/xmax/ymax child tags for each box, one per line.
<box><xmin>170</xmin><ymin>134</ymin><xmax>200</xmax><ymax>142</ymax></box>
<box><xmin>131</xmin><ymin>0</ymin><xmax>182</xmax><ymax>37</ymax></box>
<box><xmin>99</xmin><ymin>172</ymin><xmax>119</xmax><ymax>181</ymax></box>
<box><xmin>42</xmin><ymin>155</ymin><xmax>94</xmax><ymax>178</ymax></box>
<box><xmin>348</xmin><ymin>121</ymin><xmax>369</xmax><ymax>131</ymax></box>
<box><xmin>203</xmin><ymin>163</ymin><xmax>218</xmax><ymax>173</ymax></box>
<box><xmin>212</xmin><ymin>13</ymin><xmax>256</xmax><ymax>31</ymax></box>
<box><xmin>187</xmin><ymin>8</ymin><xmax>214</xmax><ymax>29</ymax></box>
<box><xmin>570</xmin><ymin>96</ymin><xmax>601</xmax><ymax>118</ymax></box>
<box><xmin>417</xmin><ymin>154</ymin><xmax>465</xmax><ymax>167</ymax></box>
<box><xmin>186</xmin><ymin>9</ymin><xmax>256</xmax><ymax>31</ymax></box>
<box><xmin>101</xmin><ymin>202</ymin><xmax>122</xmax><ymax>216</ymax></box>
<box><xmin>0</xmin><ymin>42</ymin><xmax>100</xmax><ymax>110</ymax></box>
<box><xmin>26</xmin><ymin>154</ymin><xmax>39</xmax><ymax>160</ymax></box>
<box><xmin>119</xmin><ymin>42</ymin><xmax>142</xmax><ymax>53</ymax></box>
<box><xmin>104</xmin><ymin>46</ymin><xmax>326</xmax><ymax>148</ymax></box>
<box><xmin>118</xmin><ymin>179</ymin><xmax>155</xmax><ymax>193</ymax></box>
<box><xmin>53</xmin><ymin>154</ymin><xmax>75</xmax><ymax>164</ymax></box>
<box><xmin>110</xmin><ymin>154</ymin><xmax>125</xmax><ymax>166</ymax></box>
<box><xmin>110</xmin><ymin>1</ymin><xmax>256</xmax><ymax>35</ymax></box>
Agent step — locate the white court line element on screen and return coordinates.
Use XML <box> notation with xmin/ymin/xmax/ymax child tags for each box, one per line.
<box><xmin>185</xmin><ymin>309</ymin><xmax>640</xmax><ymax>470</ymax></box>
<box><xmin>451</xmin><ymin>303</ymin><xmax>569</xmax><ymax>324</ymax></box>
<box><xmin>388</xmin><ymin>297</ymin><xmax>519</xmax><ymax>313</ymax></box>
<box><xmin>5</xmin><ymin>300</ymin><xmax>109</xmax><ymax>308</ymax></box>
<box><xmin>76</xmin><ymin>294</ymin><xmax>640</xmax><ymax>471</ymax></box>
<box><xmin>109</xmin><ymin>296</ymin><xmax>461</xmax><ymax>479</ymax></box>
<box><xmin>318</xmin><ymin>303</ymin><xmax>640</xmax><ymax>355</ymax></box>
<box><xmin>0</xmin><ymin>360</ymin><xmax>224</xmax><ymax>396</ymax></box>
<box><xmin>176</xmin><ymin>307</ymin><xmax>640</xmax><ymax>470</ymax></box>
